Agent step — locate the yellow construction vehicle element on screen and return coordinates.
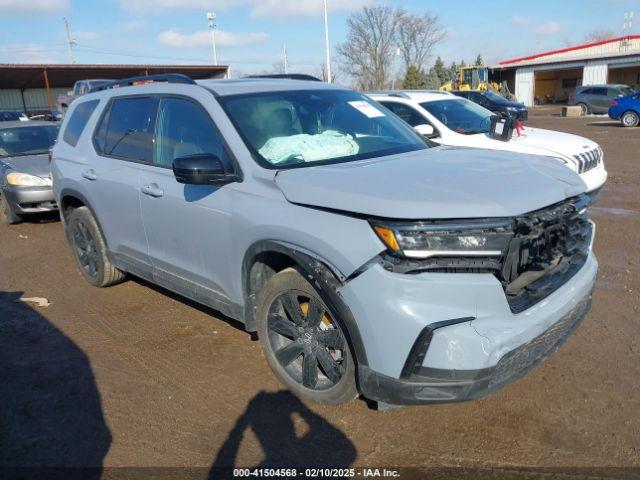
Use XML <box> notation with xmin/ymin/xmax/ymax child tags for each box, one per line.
<box><xmin>439</xmin><ymin>66</ymin><xmax>500</xmax><ymax>92</ymax></box>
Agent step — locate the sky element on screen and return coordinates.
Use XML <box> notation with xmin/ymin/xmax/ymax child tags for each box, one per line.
<box><xmin>0</xmin><ymin>0</ymin><xmax>638</xmax><ymax>79</ymax></box>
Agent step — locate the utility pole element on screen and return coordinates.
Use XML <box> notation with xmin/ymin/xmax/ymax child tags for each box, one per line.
<box><xmin>283</xmin><ymin>43</ymin><xmax>289</xmax><ymax>74</ymax></box>
<box><xmin>323</xmin><ymin>0</ymin><xmax>331</xmax><ymax>83</ymax></box>
<box><xmin>207</xmin><ymin>12</ymin><xmax>218</xmax><ymax>66</ymax></box>
<box><xmin>64</xmin><ymin>17</ymin><xmax>76</xmax><ymax>64</ymax></box>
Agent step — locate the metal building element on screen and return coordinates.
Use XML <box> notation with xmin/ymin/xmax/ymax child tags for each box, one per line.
<box><xmin>496</xmin><ymin>35</ymin><xmax>640</xmax><ymax>106</ymax></box>
<box><xmin>0</xmin><ymin>64</ymin><xmax>229</xmax><ymax>115</ymax></box>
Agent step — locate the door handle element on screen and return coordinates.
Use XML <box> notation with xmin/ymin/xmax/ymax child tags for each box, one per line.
<box><xmin>81</xmin><ymin>169</ymin><xmax>97</xmax><ymax>181</ymax></box>
<box><xmin>141</xmin><ymin>183</ymin><xmax>164</xmax><ymax>198</ymax></box>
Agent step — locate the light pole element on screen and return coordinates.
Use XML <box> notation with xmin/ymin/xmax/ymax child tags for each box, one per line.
<box><xmin>323</xmin><ymin>0</ymin><xmax>331</xmax><ymax>83</ymax></box>
<box><xmin>391</xmin><ymin>46</ymin><xmax>400</xmax><ymax>89</ymax></box>
<box><xmin>207</xmin><ymin>12</ymin><xmax>218</xmax><ymax>66</ymax></box>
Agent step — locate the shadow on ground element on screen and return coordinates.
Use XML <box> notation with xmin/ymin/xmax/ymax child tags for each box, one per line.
<box><xmin>0</xmin><ymin>291</ymin><xmax>111</xmax><ymax>479</ymax></box>
<box><xmin>209</xmin><ymin>390</ymin><xmax>357</xmax><ymax>477</ymax></box>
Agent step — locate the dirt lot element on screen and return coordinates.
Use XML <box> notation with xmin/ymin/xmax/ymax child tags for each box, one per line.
<box><xmin>1</xmin><ymin>112</ymin><xmax>638</xmax><ymax>479</ymax></box>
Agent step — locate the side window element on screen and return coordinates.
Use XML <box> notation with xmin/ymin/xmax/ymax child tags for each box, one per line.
<box><xmin>579</xmin><ymin>88</ymin><xmax>592</xmax><ymax>95</ymax></box>
<box><xmin>591</xmin><ymin>87</ymin><xmax>607</xmax><ymax>96</ymax></box>
<box><xmin>607</xmin><ymin>88</ymin><xmax>620</xmax><ymax>98</ymax></box>
<box><xmin>63</xmin><ymin>99</ymin><xmax>99</xmax><ymax>147</ymax></box>
<box><xmin>96</xmin><ymin>96</ymin><xmax>159</xmax><ymax>162</ymax></box>
<box><xmin>379</xmin><ymin>102</ymin><xmax>427</xmax><ymax>127</ymax></box>
<box><xmin>154</xmin><ymin>97</ymin><xmax>225</xmax><ymax>168</ymax></box>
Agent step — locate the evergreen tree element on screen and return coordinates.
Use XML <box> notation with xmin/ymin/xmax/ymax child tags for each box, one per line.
<box><xmin>403</xmin><ymin>65</ymin><xmax>424</xmax><ymax>89</ymax></box>
<box><xmin>432</xmin><ymin>56</ymin><xmax>447</xmax><ymax>85</ymax></box>
<box><xmin>423</xmin><ymin>68</ymin><xmax>441</xmax><ymax>89</ymax></box>
<box><xmin>474</xmin><ymin>54</ymin><xmax>484</xmax><ymax>66</ymax></box>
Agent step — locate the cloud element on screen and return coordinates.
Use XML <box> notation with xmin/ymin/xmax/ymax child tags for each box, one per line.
<box><xmin>158</xmin><ymin>29</ymin><xmax>269</xmax><ymax>48</ymax></box>
<box><xmin>534</xmin><ymin>21</ymin><xmax>561</xmax><ymax>35</ymax></box>
<box><xmin>0</xmin><ymin>43</ymin><xmax>64</xmax><ymax>63</ymax></box>
<box><xmin>119</xmin><ymin>0</ymin><xmax>248</xmax><ymax>13</ymax></box>
<box><xmin>250</xmin><ymin>0</ymin><xmax>371</xmax><ymax>19</ymax></box>
<box><xmin>0</xmin><ymin>0</ymin><xmax>69</xmax><ymax>13</ymax></box>
<box><xmin>118</xmin><ymin>0</ymin><xmax>369</xmax><ymax>18</ymax></box>
<box><xmin>510</xmin><ymin>16</ymin><xmax>528</xmax><ymax>25</ymax></box>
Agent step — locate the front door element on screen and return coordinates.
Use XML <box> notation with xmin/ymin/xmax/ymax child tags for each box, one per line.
<box><xmin>139</xmin><ymin>96</ymin><xmax>236</xmax><ymax>310</ymax></box>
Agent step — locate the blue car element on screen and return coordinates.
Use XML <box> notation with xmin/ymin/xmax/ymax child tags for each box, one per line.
<box><xmin>609</xmin><ymin>91</ymin><xmax>640</xmax><ymax>127</ymax></box>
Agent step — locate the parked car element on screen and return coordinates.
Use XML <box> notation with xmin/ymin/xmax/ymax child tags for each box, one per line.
<box><xmin>0</xmin><ymin>110</ymin><xmax>29</xmax><ymax>122</ymax></box>
<box><xmin>452</xmin><ymin>90</ymin><xmax>528</xmax><ymax>120</ymax></box>
<box><xmin>29</xmin><ymin>108</ymin><xmax>63</xmax><ymax>122</ymax></box>
<box><xmin>608</xmin><ymin>91</ymin><xmax>640</xmax><ymax>127</ymax></box>
<box><xmin>569</xmin><ymin>84</ymin><xmax>635</xmax><ymax>115</ymax></box>
<box><xmin>0</xmin><ymin>121</ymin><xmax>59</xmax><ymax>224</ymax></box>
<box><xmin>57</xmin><ymin>79</ymin><xmax>113</xmax><ymax>114</ymax></box>
<box><xmin>52</xmin><ymin>74</ymin><xmax>597</xmax><ymax>407</ymax></box>
<box><xmin>368</xmin><ymin>90</ymin><xmax>607</xmax><ymax>193</ymax></box>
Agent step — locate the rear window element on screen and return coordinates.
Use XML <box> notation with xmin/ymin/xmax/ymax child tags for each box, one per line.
<box><xmin>94</xmin><ymin>96</ymin><xmax>159</xmax><ymax>162</ymax></box>
<box><xmin>63</xmin><ymin>99</ymin><xmax>99</xmax><ymax>146</ymax></box>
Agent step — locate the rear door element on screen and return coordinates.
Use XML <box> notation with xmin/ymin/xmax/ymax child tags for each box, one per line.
<box><xmin>138</xmin><ymin>95</ymin><xmax>236</xmax><ymax>310</ymax></box>
<box><xmin>589</xmin><ymin>87</ymin><xmax>609</xmax><ymax>112</ymax></box>
<box><xmin>89</xmin><ymin>95</ymin><xmax>158</xmax><ymax>277</ymax></box>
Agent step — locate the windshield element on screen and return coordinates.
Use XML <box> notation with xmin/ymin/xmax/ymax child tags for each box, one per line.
<box><xmin>621</xmin><ymin>86</ymin><xmax>636</xmax><ymax>97</ymax></box>
<box><xmin>420</xmin><ymin>99</ymin><xmax>493</xmax><ymax>134</ymax></box>
<box><xmin>0</xmin><ymin>111</ymin><xmax>22</xmax><ymax>121</ymax></box>
<box><xmin>483</xmin><ymin>91</ymin><xmax>512</xmax><ymax>105</ymax></box>
<box><xmin>0</xmin><ymin>125</ymin><xmax>59</xmax><ymax>157</ymax></box>
<box><xmin>218</xmin><ymin>89</ymin><xmax>427</xmax><ymax>168</ymax></box>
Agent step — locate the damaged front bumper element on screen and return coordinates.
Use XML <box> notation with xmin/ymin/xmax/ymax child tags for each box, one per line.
<box><xmin>338</xmin><ymin>248</ymin><xmax>597</xmax><ymax>405</ymax></box>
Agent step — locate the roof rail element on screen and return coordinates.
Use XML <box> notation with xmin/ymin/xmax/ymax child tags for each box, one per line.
<box><xmin>366</xmin><ymin>90</ymin><xmax>411</xmax><ymax>98</ymax></box>
<box><xmin>88</xmin><ymin>73</ymin><xmax>196</xmax><ymax>93</ymax></box>
<box><xmin>246</xmin><ymin>73</ymin><xmax>322</xmax><ymax>81</ymax></box>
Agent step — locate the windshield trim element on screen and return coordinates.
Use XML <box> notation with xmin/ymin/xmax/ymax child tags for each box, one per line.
<box><xmin>216</xmin><ymin>89</ymin><xmax>428</xmax><ymax>170</ymax></box>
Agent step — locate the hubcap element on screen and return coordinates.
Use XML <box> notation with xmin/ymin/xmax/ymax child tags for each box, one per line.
<box><xmin>623</xmin><ymin>113</ymin><xmax>637</xmax><ymax>126</ymax></box>
<box><xmin>73</xmin><ymin>221</ymin><xmax>99</xmax><ymax>278</ymax></box>
<box><xmin>267</xmin><ymin>291</ymin><xmax>346</xmax><ymax>390</ymax></box>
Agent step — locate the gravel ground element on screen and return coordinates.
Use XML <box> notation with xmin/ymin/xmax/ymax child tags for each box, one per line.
<box><xmin>0</xmin><ymin>111</ymin><xmax>638</xmax><ymax>479</ymax></box>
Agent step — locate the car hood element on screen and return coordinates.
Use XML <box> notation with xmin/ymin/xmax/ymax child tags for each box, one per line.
<box><xmin>463</xmin><ymin>127</ymin><xmax>598</xmax><ymax>166</ymax></box>
<box><xmin>274</xmin><ymin>147</ymin><xmax>586</xmax><ymax>220</ymax></box>
<box><xmin>0</xmin><ymin>153</ymin><xmax>51</xmax><ymax>178</ymax></box>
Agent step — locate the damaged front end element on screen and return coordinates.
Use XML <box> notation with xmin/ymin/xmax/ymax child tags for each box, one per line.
<box><xmin>372</xmin><ymin>193</ymin><xmax>593</xmax><ymax>314</ymax></box>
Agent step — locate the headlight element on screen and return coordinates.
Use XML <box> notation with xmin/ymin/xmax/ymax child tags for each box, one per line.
<box><xmin>371</xmin><ymin>219</ymin><xmax>513</xmax><ymax>259</ymax></box>
<box><xmin>6</xmin><ymin>172</ymin><xmax>51</xmax><ymax>187</ymax></box>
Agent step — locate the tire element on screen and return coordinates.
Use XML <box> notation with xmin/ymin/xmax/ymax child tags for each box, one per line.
<box><xmin>0</xmin><ymin>193</ymin><xmax>22</xmax><ymax>225</ymax></box>
<box><xmin>621</xmin><ymin>110</ymin><xmax>639</xmax><ymax>127</ymax></box>
<box><xmin>577</xmin><ymin>102</ymin><xmax>589</xmax><ymax>116</ymax></box>
<box><xmin>256</xmin><ymin>267</ymin><xmax>358</xmax><ymax>405</ymax></box>
<box><xmin>66</xmin><ymin>206</ymin><xmax>125</xmax><ymax>287</ymax></box>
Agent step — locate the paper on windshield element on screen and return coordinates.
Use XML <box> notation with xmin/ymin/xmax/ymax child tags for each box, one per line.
<box><xmin>259</xmin><ymin>130</ymin><xmax>359</xmax><ymax>165</ymax></box>
<box><xmin>348</xmin><ymin>101</ymin><xmax>385</xmax><ymax>118</ymax></box>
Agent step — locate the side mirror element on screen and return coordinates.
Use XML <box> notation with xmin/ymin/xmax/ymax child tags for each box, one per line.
<box><xmin>414</xmin><ymin>124</ymin><xmax>437</xmax><ymax>138</ymax></box>
<box><xmin>173</xmin><ymin>154</ymin><xmax>237</xmax><ymax>185</ymax></box>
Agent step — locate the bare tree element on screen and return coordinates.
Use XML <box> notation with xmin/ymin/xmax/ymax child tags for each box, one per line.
<box><xmin>336</xmin><ymin>6</ymin><xmax>404</xmax><ymax>90</ymax></box>
<box><xmin>396</xmin><ymin>11</ymin><xmax>446</xmax><ymax>71</ymax></box>
<box><xmin>584</xmin><ymin>28</ymin><xmax>615</xmax><ymax>43</ymax></box>
<box><xmin>316</xmin><ymin>63</ymin><xmax>338</xmax><ymax>83</ymax></box>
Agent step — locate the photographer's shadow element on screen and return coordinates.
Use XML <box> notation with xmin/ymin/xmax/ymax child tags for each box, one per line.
<box><xmin>209</xmin><ymin>390</ymin><xmax>356</xmax><ymax>477</ymax></box>
<box><xmin>0</xmin><ymin>291</ymin><xmax>110</xmax><ymax>478</ymax></box>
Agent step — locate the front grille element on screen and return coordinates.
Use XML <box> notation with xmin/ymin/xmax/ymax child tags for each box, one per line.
<box><xmin>501</xmin><ymin>195</ymin><xmax>592</xmax><ymax>313</ymax></box>
<box><xmin>489</xmin><ymin>294</ymin><xmax>592</xmax><ymax>389</ymax></box>
<box><xmin>573</xmin><ymin>148</ymin><xmax>602</xmax><ymax>173</ymax></box>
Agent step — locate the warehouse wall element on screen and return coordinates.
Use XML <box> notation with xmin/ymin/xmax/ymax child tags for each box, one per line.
<box><xmin>0</xmin><ymin>87</ymin><xmax>68</xmax><ymax>112</ymax></box>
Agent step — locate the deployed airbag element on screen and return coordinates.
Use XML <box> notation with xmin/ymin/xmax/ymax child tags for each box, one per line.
<box><xmin>259</xmin><ymin>130</ymin><xmax>359</xmax><ymax>164</ymax></box>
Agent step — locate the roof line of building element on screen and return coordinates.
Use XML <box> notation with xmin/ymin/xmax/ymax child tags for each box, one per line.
<box><xmin>499</xmin><ymin>34</ymin><xmax>640</xmax><ymax>65</ymax></box>
<box><xmin>0</xmin><ymin>63</ymin><xmax>228</xmax><ymax>69</ymax></box>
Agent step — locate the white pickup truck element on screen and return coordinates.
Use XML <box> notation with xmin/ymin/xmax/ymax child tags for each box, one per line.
<box><xmin>368</xmin><ymin>90</ymin><xmax>607</xmax><ymax>193</ymax></box>
<box><xmin>57</xmin><ymin>79</ymin><xmax>113</xmax><ymax>115</ymax></box>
